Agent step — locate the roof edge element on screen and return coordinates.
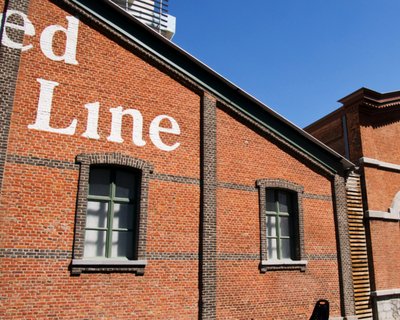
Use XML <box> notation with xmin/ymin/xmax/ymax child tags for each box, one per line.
<box><xmin>339</xmin><ymin>87</ymin><xmax>400</xmax><ymax>105</ymax></box>
<box><xmin>68</xmin><ymin>0</ymin><xmax>354</xmax><ymax>173</ymax></box>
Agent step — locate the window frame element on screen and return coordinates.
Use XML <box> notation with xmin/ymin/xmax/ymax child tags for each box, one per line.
<box><xmin>257</xmin><ymin>179</ymin><xmax>307</xmax><ymax>272</ymax></box>
<box><xmin>265</xmin><ymin>189</ymin><xmax>295</xmax><ymax>260</ymax></box>
<box><xmin>84</xmin><ymin>166</ymin><xmax>139</xmax><ymax>260</ymax></box>
<box><xmin>71</xmin><ymin>153</ymin><xmax>153</xmax><ymax>275</ymax></box>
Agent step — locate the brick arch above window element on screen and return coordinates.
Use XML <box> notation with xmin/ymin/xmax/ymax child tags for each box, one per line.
<box><xmin>256</xmin><ymin>179</ymin><xmax>307</xmax><ymax>272</ymax></box>
<box><xmin>71</xmin><ymin>153</ymin><xmax>153</xmax><ymax>275</ymax></box>
<box><xmin>257</xmin><ymin>179</ymin><xmax>304</xmax><ymax>193</ymax></box>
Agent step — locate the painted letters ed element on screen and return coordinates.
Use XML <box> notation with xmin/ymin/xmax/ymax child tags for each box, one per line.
<box><xmin>0</xmin><ymin>10</ymin><xmax>35</xmax><ymax>51</ymax></box>
<box><xmin>1</xmin><ymin>10</ymin><xmax>182</xmax><ymax>152</ymax></box>
<box><xmin>0</xmin><ymin>10</ymin><xmax>79</xmax><ymax>64</ymax></box>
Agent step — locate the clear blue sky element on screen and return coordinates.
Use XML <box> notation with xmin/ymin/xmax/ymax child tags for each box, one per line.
<box><xmin>170</xmin><ymin>0</ymin><xmax>400</xmax><ymax>128</ymax></box>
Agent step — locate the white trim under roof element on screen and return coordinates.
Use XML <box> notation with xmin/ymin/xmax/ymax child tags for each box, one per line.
<box><xmin>360</xmin><ymin>157</ymin><xmax>400</xmax><ymax>172</ymax></box>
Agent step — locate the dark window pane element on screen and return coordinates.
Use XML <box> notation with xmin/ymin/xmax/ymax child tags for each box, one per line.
<box><xmin>281</xmin><ymin>239</ymin><xmax>291</xmax><ymax>259</ymax></box>
<box><xmin>89</xmin><ymin>168</ymin><xmax>110</xmax><ymax>196</ymax></box>
<box><xmin>111</xmin><ymin>231</ymin><xmax>134</xmax><ymax>259</ymax></box>
<box><xmin>278</xmin><ymin>191</ymin><xmax>289</xmax><ymax>213</ymax></box>
<box><xmin>115</xmin><ymin>170</ymin><xmax>136</xmax><ymax>199</ymax></box>
<box><xmin>280</xmin><ymin>216</ymin><xmax>290</xmax><ymax>237</ymax></box>
<box><xmin>266</xmin><ymin>190</ymin><xmax>275</xmax><ymax>212</ymax></box>
<box><xmin>113</xmin><ymin>203</ymin><xmax>134</xmax><ymax>229</ymax></box>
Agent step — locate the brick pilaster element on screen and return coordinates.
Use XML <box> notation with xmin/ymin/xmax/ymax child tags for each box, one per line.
<box><xmin>200</xmin><ymin>93</ymin><xmax>217</xmax><ymax>319</ymax></box>
<box><xmin>0</xmin><ymin>0</ymin><xmax>30</xmax><ymax>194</ymax></box>
<box><xmin>333</xmin><ymin>174</ymin><xmax>357</xmax><ymax>319</ymax></box>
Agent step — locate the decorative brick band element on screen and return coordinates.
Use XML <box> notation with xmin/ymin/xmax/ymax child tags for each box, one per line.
<box><xmin>6</xmin><ymin>154</ymin><xmax>79</xmax><ymax>170</ymax></box>
<box><xmin>147</xmin><ymin>252</ymin><xmax>199</xmax><ymax>260</ymax></box>
<box><xmin>200</xmin><ymin>93</ymin><xmax>217</xmax><ymax>319</ymax></box>
<box><xmin>217</xmin><ymin>253</ymin><xmax>260</xmax><ymax>261</ymax></box>
<box><xmin>303</xmin><ymin>193</ymin><xmax>332</xmax><ymax>201</ymax></box>
<box><xmin>0</xmin><ymin>0</ymin><xmax>31</xmax><ymax>194</ymax></box>
<box><xmin>306</xmin><ymin>253</ymin><xmax>338</xmax><ymax>261</ymax></box>
<box><xmin>71</xmin><ymin>152</ymin><xmax>153</xmax><ymax>275</ymax></box>
<box><xmin>0</xmin><ymin>248</ymin><xmax>71</xmax><ymax>259</ymax></box>
<box><xmin>0</xmin><ymin>247</ymin><xmax>197</xmax><ymax>262</ymax></box>
<box><xmin>217</xmin><ymin>181</ymin><xmax>257</xmax><ymax>192</ymax></box>
<box><xmin>217</xmin><ymin>252</ymin><xmax>337</xmax><ymax>261</ymax></box>
<box><xmin>0</xmin><ymin>248</ymin><xmax>338</xmax><ymax>263</ymax></box>
<box><xmin>218</xmin><ymin>180</ymin><xmax>332</xmax><ymax>202</ymax></box>
<box><xmin>152</xmin><ymin>172</ymin><xmax>200</xmax><ymax>185</ymax></box>
<box><xmin>217</xmin><ymin>253</ymin><xmax>337</xmax><ymax>262</ymax></box>
<box><xmin>5</xmin><ymin>152</ymin><xmax>334</xmax><ymax>202</ymax></box>
<box><xmin>6</xmin><ymin>154</ymin><xmax>201</xmax><ymax>184</ymax></box>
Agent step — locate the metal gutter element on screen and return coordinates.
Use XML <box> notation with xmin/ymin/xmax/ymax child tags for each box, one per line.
<box><xmin>69</xmin><ymin>0</ymin><xmax>354</xmax><ymax>173</ymax></box>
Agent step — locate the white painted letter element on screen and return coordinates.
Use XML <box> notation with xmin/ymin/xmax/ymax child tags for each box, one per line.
<box><xmin>28</xmin><ymin>78</ymin><xmax>77</xmax><ymax>135</ymax></box>
<box><xmin>82</xmin><ymin>102</ymin><xmax>100</xmax><ymax>139</ymax></box>
<box><xmin>40</xmin><ymin>16</ymin><xmax>79</xmax><ymax>65</ymax></box>
<box><xmin>107</xmin><ymin>106</ymin><xmax>146</xmax><ymax>146</ymax></box>
<box><xmin>0</xmin><ymin>10</ymin><xmax>35</xmax><ymax>51</ymax></box>
<box><xmin>149</xmin><ymin>115</ymin><xmax>180</xmax><ymax>151</ymax></box>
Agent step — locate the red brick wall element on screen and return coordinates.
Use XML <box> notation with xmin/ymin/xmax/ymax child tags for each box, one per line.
<box><xmin>360</xmin><ymin>110</ymin><xmax>400</xmax><ymax>294</ymax></box>
<box><xmin>8</xmin><ymin>0</ymin><xmax>200</xmax><ymax>177</ymax></box>
<box><xmin>307</xmin><ymin>97</ymin><xmax>400</xmax><ymax>302</ymax></box>
<box><xmin>215</xmin><ymin>107</ymin><xmax>341</xmax><ymax>318</ymax></box>
<box><xmin>1</xmin><ymin>0</ymin><xmax>201</xmax><ymax>318</ymax></box>
<box><xmin>305</xmin><ymin>112</ymin><xmax>347</xmax><ymax>158</ymax></box>
<box><xmin>0</xmin><ymin>0</ymin><xmax>349</xmax><ymax>319</ymax></box>
<box><xmin>369</xmin><ymin>220</ymin><xmax>400</xmax><ymax>290</ymax></box>
<box><xmin>363</xmin><ymin>167</ymin><xmax>400</xmax><ymax>212</ymax></box>
<box><xmin>360</xmin><ymin>109</ymin><xmax>400</xmax><ymax>164</ymax></box>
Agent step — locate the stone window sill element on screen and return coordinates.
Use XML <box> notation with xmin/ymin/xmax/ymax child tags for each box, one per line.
<box><xmin>71</xmin><ymin>259</ymin><xmax>147</xmax><ymax>275</ymax></box>
<box><xmin>260</xmin><ymin>259</ymin><xmax>307</xmax><ymax>272</ymax></box>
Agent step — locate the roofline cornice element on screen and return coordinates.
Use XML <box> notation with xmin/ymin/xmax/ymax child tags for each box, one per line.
<box><xmin>339</xmin><ymin>87</ymin><xmax>400</xmax><ymax>107</ymax></box>
<box><xmin>63</xmin><ymin>0</ymin><xmax>354</xmax><ymax>173</ymax></box>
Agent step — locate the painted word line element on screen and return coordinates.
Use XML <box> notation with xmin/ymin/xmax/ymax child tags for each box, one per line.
<box><xmin>28</xmin><ymin>79</ymin><xmax>181</xmax><ymax>152</ymax></box>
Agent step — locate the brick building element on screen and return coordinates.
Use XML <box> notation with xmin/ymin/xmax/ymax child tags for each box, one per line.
<box><xmin>0</xmin><ymin>0</ymin><xmax>364</xmax><ymax>319</ymax></box>
<box><xmin>306</xmin><ymin>88</ymin><xmax>400</xmax><ymax>319</ymax></box>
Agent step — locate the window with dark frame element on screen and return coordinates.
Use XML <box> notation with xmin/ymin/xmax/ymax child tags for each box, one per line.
<box><xmin>84</xmin><ymin>166</ymin><xmax>139</xmax><ymax>260</ymax></box>
<box><xmin>71</xmin><ymin>153</ymin><xmax>152</xmax><ymax>275</ymax></box>
<box><xmin>257</xmin><ymin>179</ymin><xmax>307</xmax><ymax>272</ymax></box>
<box><xmin>265</xmin><ymin>189</ymin><xmax>296</xmax><ymax>260</ymax></box>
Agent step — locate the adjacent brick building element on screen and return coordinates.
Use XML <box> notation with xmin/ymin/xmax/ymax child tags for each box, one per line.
<box><xmin>0</xmin><ymin>0</ymin><xmax>364</xmax><ymax>319</ymax></box>
<box><xmin>306</xmin><ymin>88</ymin><xmax>400</xmax><ymax>320</ymax></box>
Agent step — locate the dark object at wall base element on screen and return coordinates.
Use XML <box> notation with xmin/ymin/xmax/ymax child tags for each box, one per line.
<box><xmin>309</xmin><ymin>299</ymin><xmax>329</xmax><ymax>320</ymax></box>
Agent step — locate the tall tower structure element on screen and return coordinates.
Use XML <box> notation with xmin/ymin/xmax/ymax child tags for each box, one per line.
<box><xmin>111</xmin><ymin>0</ymin><xmax>176</xmax><ymax>39</ymax></box>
